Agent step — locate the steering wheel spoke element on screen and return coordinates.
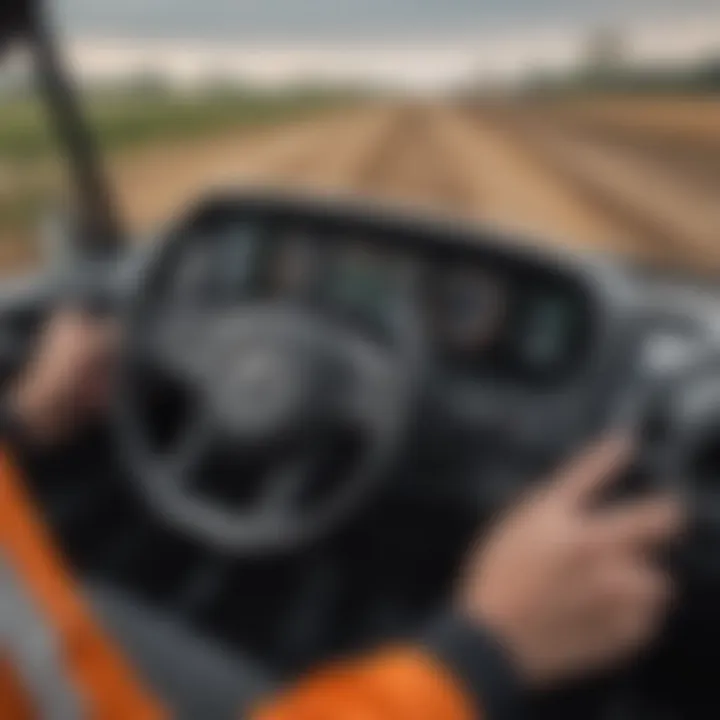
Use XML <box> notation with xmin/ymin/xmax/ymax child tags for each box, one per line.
<box><xmin>334</xmin><ymin>341</ymin><xmax>399</xmax><ymax>437</ymax></box>
<box><xmin>159</xmin><ymin>399</ymin><xmax>220</xmax><ymax>493</ymax></box>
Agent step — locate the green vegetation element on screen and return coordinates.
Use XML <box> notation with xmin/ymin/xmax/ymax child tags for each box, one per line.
<box><xmin>522</xmin><ymin>56</ymin><xmax>720</xmax><ymax>97</ymax></box>
<box><xmin>0</xmin><ymin>87</ymin><xmax>351</xmax><ymax>161</ymax></box>
<box><xmin>513</xmin><ymin>27</ymin><xmax>720</xmax><ymax>98</ymax></box>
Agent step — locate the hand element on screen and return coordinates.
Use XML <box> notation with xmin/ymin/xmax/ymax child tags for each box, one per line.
<box><xmin>458</xmin><ymin>436</ymin><xmax>684</xmax><ymax>688</ymax></box>
<box><xmin>9</xmin><ymin>309</ymin><xmax>119</xmax><ymax>445</ymax></box>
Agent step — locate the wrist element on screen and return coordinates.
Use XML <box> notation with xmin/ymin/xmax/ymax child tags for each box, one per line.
<box><xmin>422</xmin><ymin>612</ymin><xmax>527</xmax><ymax>720</ymax></box>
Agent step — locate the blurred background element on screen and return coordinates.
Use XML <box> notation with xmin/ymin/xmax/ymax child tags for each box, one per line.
<box><xmin>0</xmin><ymin>0</ymin><xmax>718</xmax><ymax>275</ymax></box>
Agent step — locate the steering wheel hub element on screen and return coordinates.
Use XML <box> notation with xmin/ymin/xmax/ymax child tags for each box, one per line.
<box><xmin>219</xmin><ymin>339</ymin><xmax>313</xmax><ymax>439</ymax></box>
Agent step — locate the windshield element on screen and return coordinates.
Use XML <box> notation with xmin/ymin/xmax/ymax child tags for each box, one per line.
<box><xmin>0</xmin><ymin>48</ymin><xmax>64</xmax><ymax>274</ymax></box>
<box><xmin>1</xmin><ymin>0</ymin><xmax>718</xmax><ymax>275</ymax></box>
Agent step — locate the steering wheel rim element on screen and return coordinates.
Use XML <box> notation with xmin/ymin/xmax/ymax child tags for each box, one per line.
<box><xmin>115</xmin><ymin>230</ymin><xmax>423</xmax><ymax>554</ymax></box>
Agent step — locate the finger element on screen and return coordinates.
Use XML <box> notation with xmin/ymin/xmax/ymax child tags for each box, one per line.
<box><xmin>596</xmin><ymin>497</ymin><xmax>685</xmax><ymax>549</ymax></box>
<box><xmin>553</xmin><ymin>435</ymin><xmax>634</xmax><ymax>507</ymax></box>
<box><xmin>92</xmin><ymin>321</ymin><xmax>121</xmax><ymax>355</ymax></box>
<box><xmin>609</xmin><ymin>579</ymin><xmax>672</xmax><ymax>653</ymax></box>
<box><xmin>598</xmin><ymin>558</ymin><xmax>672</xmax><ymax>599</ymax></box>
<box><xmin>78</xmin><ymin>319</ymin><xmax>121</xmax><ymax>361</ymax></box>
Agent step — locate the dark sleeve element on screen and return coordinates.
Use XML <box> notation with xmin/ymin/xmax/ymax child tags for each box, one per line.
<box><xmin>0</xmin><ymin>397</ymin><xmax>30</xmax><ymax>446</ymax></box>
<box><xmin>0</xmin><ymin>398</ymin><xmax>21</xmax><ymax>439</ymax></box>
<box><xmin>423</xmin><ymin>614</ymin><xmax>526</xmax><ymax>720</ymax></box>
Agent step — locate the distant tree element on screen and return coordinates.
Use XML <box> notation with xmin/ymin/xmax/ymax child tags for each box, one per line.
<box><xmin>581</xmin><ymin>27</ymin><xmax>629</xmax><ymax>88</ymax></box>
<box><xmin>584</xmin><ymin>27</ymin><xmax>627</xmax><ymax>72</ymax></box>
<box><xmin>696</xmin><ymin>56</ymin><xmax>720</xmax><ymax>91</ymax></box>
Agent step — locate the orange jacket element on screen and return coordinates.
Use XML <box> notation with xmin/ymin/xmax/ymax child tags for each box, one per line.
<box><xmin>0</xmin><ymin>449</ymin><xmax>513</xmax><ymax>720</ymax></box>
<box><xmin>254</xmin><ymin>650</ymin><xmax>475</xmax><ymax>720</ymax></box>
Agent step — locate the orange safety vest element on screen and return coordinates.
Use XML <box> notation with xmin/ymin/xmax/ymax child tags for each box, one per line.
<box><xmin>0</xmin><ymin>448</ymin><xmax>475</xmax><ymax>720</ymax></box>
<box><xmin>0</xmin><ymin>450</ymin><xmax>165</xmax><ymax>719</ymax></box>
<box><xmin>253</xmin><ymin>649</ymin><xmax>476</xmax><ymax>720</ymax></box>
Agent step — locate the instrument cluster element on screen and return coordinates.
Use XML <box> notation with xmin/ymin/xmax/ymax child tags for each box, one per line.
<box><xmin>171</xmin><ymin>217</ymin><xmax>594</xmax><ymax>388</ymax></box>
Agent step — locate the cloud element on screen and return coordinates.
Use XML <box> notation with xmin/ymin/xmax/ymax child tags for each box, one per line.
<box><xmin>66</xmin><ymin>14</ymin><xmax>720</xmax><ymax>92</ymax></box>
<box><xmin>54</xmin><ymin>0</ymin><xmax>720</xmax><ymax>41</ymax></box>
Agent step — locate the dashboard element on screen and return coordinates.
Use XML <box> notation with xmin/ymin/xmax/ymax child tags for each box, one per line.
<box><xmin>162</xmin><ymin>206</ymin><xmax>598</xmax><ymax>391</ymax></box>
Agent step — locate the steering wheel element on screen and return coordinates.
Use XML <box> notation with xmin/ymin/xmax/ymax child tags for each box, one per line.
<box><xmin>116</xmin><ymin>233</ymin><xmax>423</xmax><ymax>554</ymax></box>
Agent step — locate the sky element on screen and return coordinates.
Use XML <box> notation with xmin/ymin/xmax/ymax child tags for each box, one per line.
<box><xmin>53</xmin><ymin>0</ymin><xmax>719</xmax><ymax>41</ymax></box>
<box><xmin>48</xmin><ymin>0</ymin><xmax>720</xmax><ymax>90</ymax></box>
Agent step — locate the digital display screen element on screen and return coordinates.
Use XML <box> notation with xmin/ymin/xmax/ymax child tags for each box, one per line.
<box><xmin>514</xmin><ymin>294</ymin><xmax>581</xmax><ymax>371</ymax></box>
<box><xmin>326</xmin><ymin>243</ymin><xmax>407</xmax><ymax>334</ymax></box>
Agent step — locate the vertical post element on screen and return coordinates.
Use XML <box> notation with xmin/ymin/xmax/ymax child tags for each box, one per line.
<box><xmin>29</xmin><ymin>10</ymin><xmax>124</xmax><ymax>256</ymax></box>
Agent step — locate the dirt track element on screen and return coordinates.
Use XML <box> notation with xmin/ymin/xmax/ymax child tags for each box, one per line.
<box><xmin>111</xmin><ymin>100</ymin><xmax>720</xmax><ymax>274</ymax></box>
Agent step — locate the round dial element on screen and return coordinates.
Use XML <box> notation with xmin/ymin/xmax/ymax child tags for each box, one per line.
<box><xmin>430</xmin><ymin>267</ymin><xmax>507</xmax><ymax>359</ymax></box>
<box><xmin>270</xmin><ymin>232</ymin><xmax>320</xmax><ymax>297</ymax></box>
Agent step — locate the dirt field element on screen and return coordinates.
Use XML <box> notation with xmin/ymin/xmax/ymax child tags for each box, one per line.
<box><xmin>10</xmin><ymin>98</ymin><xmax>720</xmax><ymax>274</ymax></box>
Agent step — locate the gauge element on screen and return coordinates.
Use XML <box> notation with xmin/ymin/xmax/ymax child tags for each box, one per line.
<box><xmin>213</xmin><ymin>222</ymin><xmax>262</xmax><ymax>299</ymax></box>
<box><xmin>269</xmin><ymin>231</ymin><xmax>321</xmax><ymax>298</ymax></box>
<box><xmin>169</xmin><ymin>221</ymin><xmax>261</xmax><ymax>305</ymax></box>
<box><xmin>333</xmin><ymin>244</ymin><xmax>392</xmax><ymax>307</ymax></box>
<box><xmin>513</xmin><ymin>293</ymin><xmax>579</xmax><ymax>373</ymax></box>
<box><xmin>325</xmin><ymin>242</ymin><xmax>411</xmax><ymax>339</ymax></box>
<box><xmin>430</xmin><ymin>266</ymin><xmax>507</xmax><ymax>360</ymax></box>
